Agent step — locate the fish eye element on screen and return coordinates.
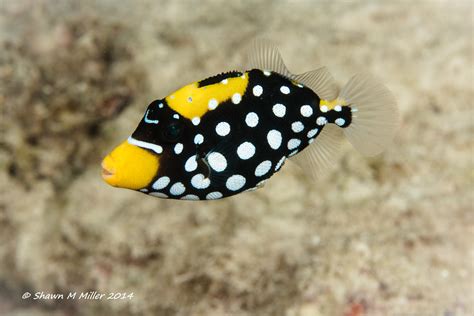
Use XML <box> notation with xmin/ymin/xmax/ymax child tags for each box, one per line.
<box><xmin>162</xmin><ymin>122</ymin><xmax>182</xmax><ymax>142</ymax></box>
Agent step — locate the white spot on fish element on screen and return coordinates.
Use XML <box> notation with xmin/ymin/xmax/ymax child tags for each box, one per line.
<box><xmin>174</xmin><ymin>143</ymin><xmax>183</xmax><ymax>154</ymax></box>
<box><xmin>184</xmin><ymin>155</ymin><xmax>198</xmax><ymax>172</ymax></box>
<box><xmin>267</xmin><ymin>130</ymin><xmax>282</xmax><ymax>150</ymax></box>
<box><xmin>215</xmin><ymin>122</ymin><xmax>230</xmax><ymax>136</ymax></box>
<box><xmin>169</xmin><ymin>182</ymin><xmax>185</xmax><ymax>196</ymax></box>
<box><xmin>291</xmin><ymin>121</ymin><xmax>304</xmax><ymax>133</ymax></box>
<box><xmin>245</xmin><ymin>112</ymin><xmax>259</xmax><ymax>127</ymax></box>
<box><xmin>255</xmin><ymin>160</ymin><xmax>272</xmax><ymax>177</ymax></box>
<box><xmin>206</xmin><ymin>191</ymin><xmax>223</xmax><ymax>200</ymax></box>
<box><xmin>280</xmin><ymin>86</ymin><xmax>290</xmax><ymax>94</ymax></box>
<box><xmin>272</xmin><ymin>103</ymin><xmax>286</xmax><ymax>118</ymax></box>
<box><xmin>316</xmin><ymin>116</ymin><xmax>327</xmax><ymax>125</ymax></box>
<box><xmin>152</xmin><ymin>176</ymin><xmax>170</xmax><ymax>190</ymax></box>
<box><xmin>237</xmin><ymin>142</ymin><xmax>256</xmax><ymax>160</ymax></box>
<box><xmin>181</xmin><ymin>194</ymin><xmax>199</xmax><ymax>200</ymax></box>
<box><xmin>335</xmin><ymin>118</ymin><xmax>346</xmax><ymax>126</ymax></box>
<box><xmin>289</xmin><ymin>150</ymin><xmax>299</xmax><ymax>157</ymax></box>
<box><xmin>307</xmin><ymin>128</ymin><xmax>319</xmax><ymax>138</ymax></box>
<box><xmin>275</xmin><ymin>156</ymin><xmax>286</xmax><ymax>171</ymax></box>
<box><xmin>287</xmin><ymin>138</ymin><xmax>301</xmax><ymax>150</ymax></box>
<box><xmin>192</xmin><ymin>117</ymin><xmax>201</xmax><ymax>126</ymax></box>
<box><xmin>231</xmin><ymin>93</ymin><xmax>242</xmax><ymax>104</ymax></box>
<box><xmin>208</xmin><ymin>98</ymin><xmax>218</xmax><ymax>110</ymax></box>
<box><xmin>194</xmin><ymin>134</ymin><xmax>204</xmax><ymax>145</ymax></box>
<box><xmin>191</xmin><ymin>174</ymin><xmax>210</xmax><ymax>189</ymax></box>
<box><xmin>252</xmin><ymin>85</ymin><xmax>263</xmax><ymax>97</ymax></box>
<box><xmin>207</xmin><ymin>152</ymin><xmax>227</xmax><ymax>172</ymax></box>
<box><xmin>226</xmin><ymin>175</ymin><xmax>246</xmax><ymax>191</ymax></box>
<box><xmin>300</xmin><ymin>105</ymin><xmax>313</xmax><ymax>117</ymax></box>
<box><xmin>149</xmin><ymin>192</ymin><xmax>168</xmax><ymax>198</ymax></box>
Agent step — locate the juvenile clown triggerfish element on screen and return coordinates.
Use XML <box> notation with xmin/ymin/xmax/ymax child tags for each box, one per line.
<box><xmin>101</xmin><ymin>40</ymin><xmax>398</xmax><ymax>200</ymax></box>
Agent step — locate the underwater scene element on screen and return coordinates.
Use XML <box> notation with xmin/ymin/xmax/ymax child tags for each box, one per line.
<box><xmin>0</xmin><ymin>1</ymin><xmax>472</xmax><ymax>315</ymax></box>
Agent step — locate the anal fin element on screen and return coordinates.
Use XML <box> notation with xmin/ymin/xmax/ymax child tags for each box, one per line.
<box><xmin>290</xmin><ymin>125</ymin><xmax>344</xmax><ymax>181</ymax></box>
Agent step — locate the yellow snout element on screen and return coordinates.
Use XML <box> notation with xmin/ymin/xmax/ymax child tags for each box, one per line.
<box><xmin>101</xmin><ymin>140</ymin><xmax>159</xmax><ymax>190</ymax></box>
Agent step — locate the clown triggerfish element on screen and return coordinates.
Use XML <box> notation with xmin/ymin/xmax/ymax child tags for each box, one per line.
<box><xmin>101</xmin><ymin>40</ymin><xmax>398</xmax><ymax>200</ymax></box>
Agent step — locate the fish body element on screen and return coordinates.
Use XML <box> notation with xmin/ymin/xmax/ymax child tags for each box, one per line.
<box><xmin>102</xmin><ymin>40</ymin><xmax>398</xmax><ymax>200</ymax></box>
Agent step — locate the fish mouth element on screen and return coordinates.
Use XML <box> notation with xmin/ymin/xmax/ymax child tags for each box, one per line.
<box><xmin>101</xmin><ymin>140</ymin><xmax>160</xmax><ymax>190</ymax></box>
<box><xmin>101</xmin><ymin>156</ymin><xmax>118</xmax><ymax>185</ymax></box>
<box><xmin>101</xmin><ymin>161</ymin><xmax>115</xmax><ymax>179</ymax></box>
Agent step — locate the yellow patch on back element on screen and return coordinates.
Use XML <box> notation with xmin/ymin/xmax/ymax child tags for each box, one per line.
<box><xmin>166</xmin><ymin>73</ymin><xmax>249</xmax><ymax>119</ymax></box>
<box><xmin>319</xmin><ymin>98</ymin><xmax>348</xmax><ymax>111</ymax></box>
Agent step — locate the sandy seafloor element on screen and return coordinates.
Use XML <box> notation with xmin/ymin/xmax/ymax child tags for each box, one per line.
<box><xmin>0</xmin><ymin>0</ymin><xmax>473</xmax><ymax>315</ymax></box>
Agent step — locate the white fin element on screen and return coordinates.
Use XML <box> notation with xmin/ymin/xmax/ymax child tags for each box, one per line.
<box><xmin>293</xmin><ymin>67</ymin><xmax>339</xmax><ymax>100</ymax></box>
<box><xmin>339</xmin><ymin>73</ymin><xmax>398</xmax><ymax>156</ymax></box>
<box><xmin>247</xmin><ymin>39</ymin><xmax>292</xmax><ymax>77</ymax></box>
<box><xmin>291</xmin><ymin>125</ymin><xmax>344</xmax><ymax>180</ymax></box>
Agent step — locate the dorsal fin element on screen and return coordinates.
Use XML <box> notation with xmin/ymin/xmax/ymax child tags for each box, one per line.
<box><xmin>247</xmin><ymin>39</ymin><xmax>292</xmax><ymax>77</ymax></box>
<box><xmin>247</xmin><ymin>39</ymin><xmax>338</xmax><ymax>101</ymax></box>
<box><xmin>290</xmin><ymin>125</ymin><xmax>344</xmax><ymax>181</ymax></box>
<box><xmin>198</xmin><ymin>71</ymin><xmax>243</xmax><ymax>87</ymax></box>
<box><xmin>293</xmin><ymin>67</ymin><xmax>339</xmax><ymax>100</ymax></box>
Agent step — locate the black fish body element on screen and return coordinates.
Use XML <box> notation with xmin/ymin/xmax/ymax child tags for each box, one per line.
<box><xmin>102</xmin><ymin>40</ymin><xmax>398</xmax><ymax>200</ymax></box>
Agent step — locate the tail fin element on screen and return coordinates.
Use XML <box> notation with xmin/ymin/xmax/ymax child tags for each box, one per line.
<box><xmin>339</xmin><ymin>73</ymin><xmax>398</xmax><ymax>156</ymax></box>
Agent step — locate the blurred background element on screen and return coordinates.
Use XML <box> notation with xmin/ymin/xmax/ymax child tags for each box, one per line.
<box><xmin>0</xmin><ymin>0</ymin><xmax>472</xmax><ymax>315</ymax></box>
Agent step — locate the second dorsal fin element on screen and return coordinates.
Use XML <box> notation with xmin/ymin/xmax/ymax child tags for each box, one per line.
<box><xmin>293</xmin><ymin>67</ymin><xmax>339</xmax><ymax>100</ymax></box>
<box><xmin>247</xmin><ymin>39</ymin><xmax>338</xmax><ymax>100</ymax></box>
